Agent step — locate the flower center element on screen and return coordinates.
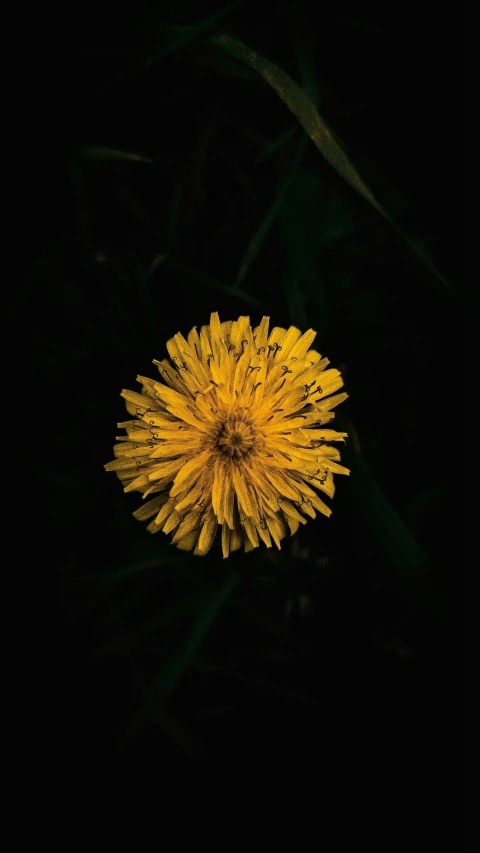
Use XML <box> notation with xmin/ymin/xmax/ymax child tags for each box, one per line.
<box><xmin>215</xmin><ymin>416</ymin><xmax>255</xmax><ymax>458</ymax></box>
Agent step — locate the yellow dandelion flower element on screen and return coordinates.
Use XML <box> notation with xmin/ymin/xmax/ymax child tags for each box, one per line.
<box><xmin>105</xmin><ymin>312</ymin><xmax>349</xmax><ymax>558</ymax></box>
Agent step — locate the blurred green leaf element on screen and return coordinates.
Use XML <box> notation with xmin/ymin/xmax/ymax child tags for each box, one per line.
<box><xmin>166</xmin><ymin>181</ymin><xmax>183</xmax><ymax>248</ymax></box>
<box><xmin>209</xmin><ymin>34</ymin><xmax>380</xmax><ymax>207</ymax></box>
<box><xmin>87</xmin><ymin>556</ymin><xmax>188</xmax><ymax>590</ymax></box>
<box><xmin>279</xmin><ymin>169</ymin><xmax>338</xmax><ymax>337</ymax></box>
<box><xmin>282</xmin><ymin>270</ymin><xmax>308</xmax><ymax>331</ymax></box>
<box><xmin>291</xmin><ymin>5</ymin><xmax>321</xmax><ymax>108</ymax></box>
<box><xmin>208</xmin><ymin>33</ymin><xmax>450</xmax><ymax>292</ymax></box>
<box><xmin>100</xmin><ymin>256</ymin><xmax>148</xmax><ymax>356</ymax></box>
<box><xmin>196</xmin><ymin>43</ymin><xmax>262</xmax><ymax>83</ymax></box>
<box><xmin>345</xmin><ymin>448</ymin><xmax>428</xmax><ymax>575</ymax></box>
<box><xmin>133</xmin><ymin>588</ymin><xmax>222</xmax><ymax>637</ymax></box>
<box><xmin>254</xmin><ymin>125</ymin><xmax>299</xmax><ymax>164</ymax></box>
<box><xmin>146</xmin><ymin>0</ymin><xmax>243</xmax><ymax>65</ymax></box>
<box><xmin>404</xmin><ymin>485</ymin><xmax>448</xmax><ymax>533</ymax></box>
<box><xmin>294</xmin><ymin>40</ymin><xmax>320</xmax><ymax>107</ymax></box>
<box><xmin>94</xmin><ymin>585</ymin><xmax>220</xmax><ymax>644</ymax></box>
<box><xmin>235</xmin><ymin>134</ymin><xmax>308</xmax><ymax>287</ymax></box>
<box><xmin>147</xmin><ymin>569</ymin><xmax>239</xmax><ymax>700</ymax></box>
<box><xmin>129</xmin><ymin>255</ymin><xmax>158</xmax><ymax>335</ymax></box>
<box><xmin>195</xmin><ymin>657</ymin><xmax>322</xmax><ymax>704</ymax></box>
<box><xmin>166</xmin><ymin>259</ymin><xmax>266</xmax><ymax>307</ymax></box>
<box><xmin>75</xmin><ymin>146</ymin><xmax>156</xmax><ymax>164</ymax></box>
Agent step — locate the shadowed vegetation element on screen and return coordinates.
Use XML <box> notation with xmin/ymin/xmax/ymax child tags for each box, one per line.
<box><xmin>29</xmin><ymin>0</ymin><xmax>461</xmax><ymax>767</ymax></box>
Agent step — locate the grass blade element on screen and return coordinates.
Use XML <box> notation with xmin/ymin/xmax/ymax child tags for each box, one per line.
<box><xmin>208</xmin><ymin>33</ymin><xmax>450</xmax><ymax>291</ymax></box>
<box><xmin>209</xmin><ymin>34</ymin><xmax>380</xmax><ymax>208</ymax></box>
<box><xmin>166</xmin><ymin>259</ymin><xmax>266</xmax><ymax>308</ymax></box>
<box><xmin>75</xmin><ymin>146</ymin><xmax>155</xmax><ymax>164</ymax></box>
<box><xmin>345</xmin><ymin>448</ymin><xmax>428</xmax><ymax>575</ymax></box>
<box><xmin>146</xmin><ymin>1</ymin><xmax>243</xmax><ymax>65</ymax></box>
<box><xmin>120</xmin><ymin>569</ymin><xmax>239</xmax><ymax>745</ymax></box>
<box><xmin>235</xmin><ymin>134</ymin><xmax>309</xmax><ymax>286</ymax></box>
<box><xmin>150</xmin><ymin>569</ymin><xmax>240</xmax><ymax>698</ymax></box>
<box><xmin>254</xmin><ymin>125</ymin><xmax>299</xmax><ymax>164</ymax></box>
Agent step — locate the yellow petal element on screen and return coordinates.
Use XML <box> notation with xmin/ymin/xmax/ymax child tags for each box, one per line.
<box><xmin>175</xmin><ymin>529</ymin><xmax>201</xmax><ymax>551</ymax></box>
<box><xmin>171</xmin><ymin>511</ymin><xmax>201</xmax><ymax>543</ymax></box>
<box><xmin>170</xmin><ymin>450</ymin><xmax>212</xmax><ymax>494</ymax></box>
<box><xmin>221</xmin><ymin>523</ymin><xmax>231</xmax><ymax>559</ymax></box>
<box><xmin>289</xmin><ymin>329</ymin><xmax>317</xmax><ymax>360</ymax></box>
<box><xmin>194</xmin><ymin>508</ymin><xmax>218</xmax><ymax>556</ymax></box>
<box><xmin>315</xmin><ymin>391</ymin><xmax>349</xmax><ymax>411</ymax></box>
<box><xmin>132</xmin><ymin>495</ymin><xmax>166</xmax><ymax>521</ymax></box>
<box><xmin>232</xmin><ymin>465</ymin><xmax>257</xmax><ymax>519</ymax></box>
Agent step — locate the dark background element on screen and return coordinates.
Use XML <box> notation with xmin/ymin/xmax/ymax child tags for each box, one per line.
<box><xmin>25</xmin><ymin>0</ymin><xmax>462</xmax><ymax>774</ymax></box>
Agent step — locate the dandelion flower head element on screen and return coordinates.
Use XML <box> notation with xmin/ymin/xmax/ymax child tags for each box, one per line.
<box><xmin>105</xmin><ymin>313</ymin><xmax>349</xmax><ymax>557</ymax></box>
